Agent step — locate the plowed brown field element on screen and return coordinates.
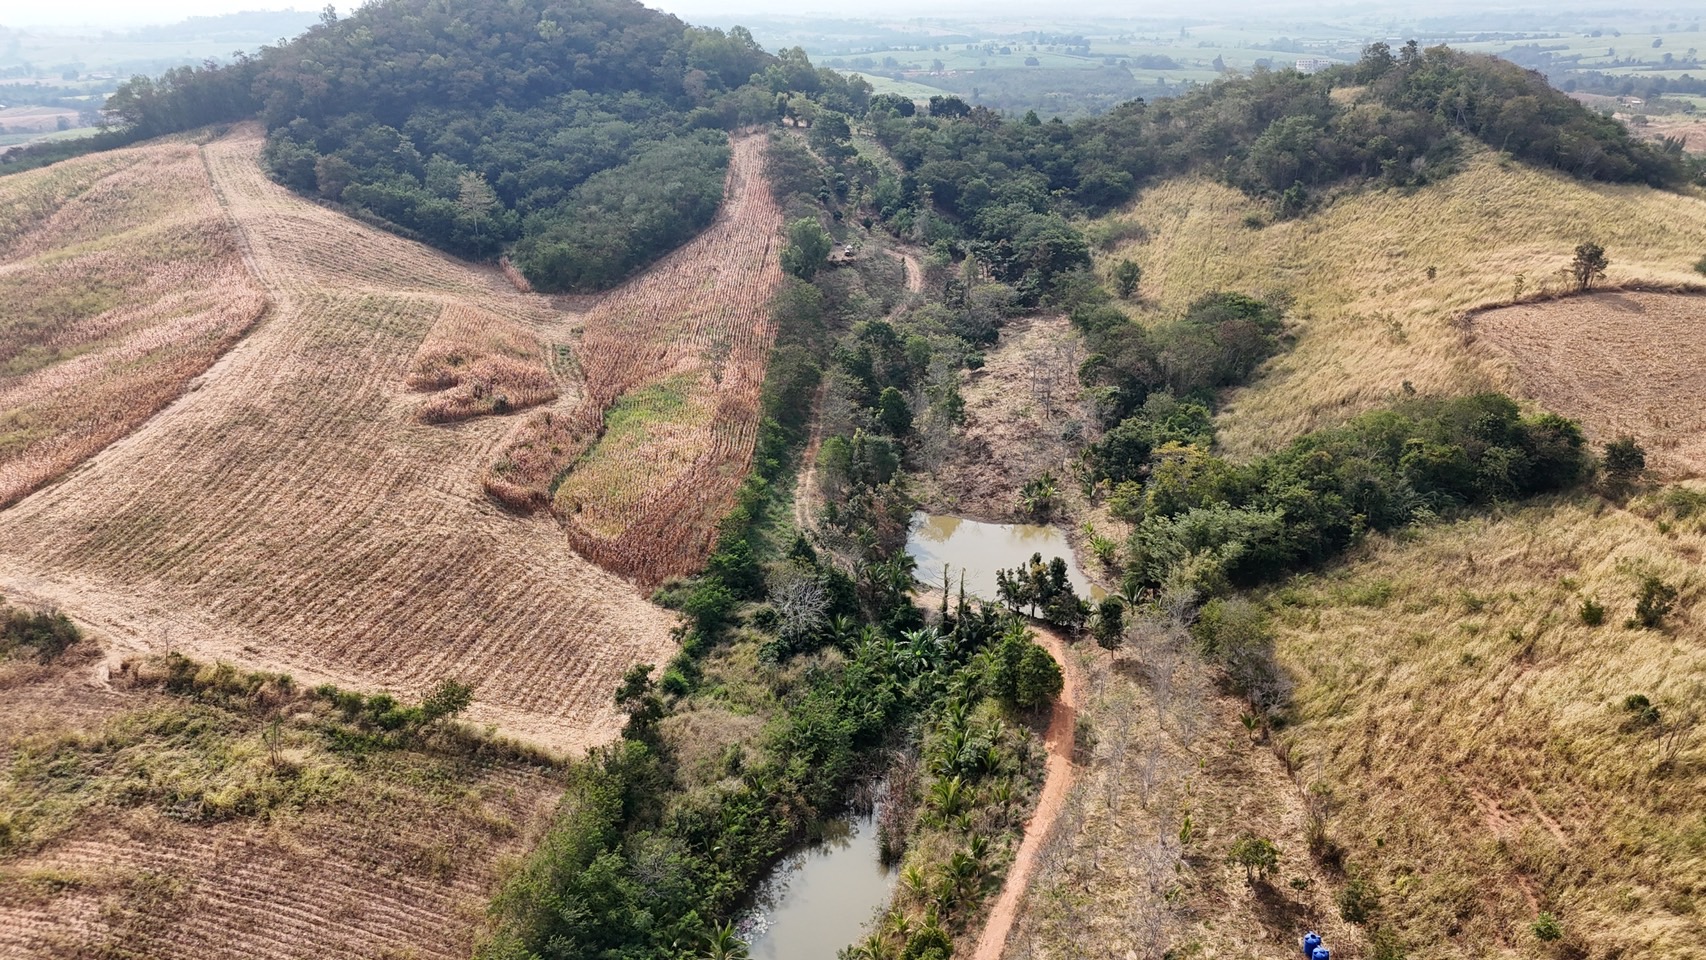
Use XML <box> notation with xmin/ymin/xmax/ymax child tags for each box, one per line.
<box><xmin>0</xmin><ymin>124</ymin><xmax>677</xmax><ymax>752</ymax></box>
<box><xmin>487</xmin><ymin>135</ymin><xmax>784</xmax><ymax>585</ymax></box>
<box><xmin>0</xmin><ymin>138</ymin><xmax>267</xmax><ymax>507</ymax></box>
<box><xmin>1474</xmin><ymin>290</ymin><xmax>1706</xmax><ymax>477</ymax></box>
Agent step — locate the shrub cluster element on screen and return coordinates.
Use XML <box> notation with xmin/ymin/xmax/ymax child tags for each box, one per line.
<box><xmin>1115</xmin><ymin>394</ymin><xmax>1589</xmax><ymax>596</ymax></box>
<box><xmin>0</xmin><ymin>606</ymin><xmax>79</xmax><ymax>663</ymax></box>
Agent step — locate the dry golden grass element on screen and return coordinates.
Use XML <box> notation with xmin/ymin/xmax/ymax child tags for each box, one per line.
<box><xmin>487</xmin><ymin>135</ymin><xmax>784</xmax><ymax>585</ymax></box>
<box><xmin>0</xmin><ymin>648</ymin><xmax>563</xmax><ymax>960</ymax></box>
<box><xmin>1270</xmin><ymin>494</ymin><xmax>1706</xmax><ymax>957</ymax></box>
<box><xmin>0</xmin><ymin>124</ymin><xmax>677</xmax><ymax>754</ymax></box>
<box><xmin>1473</xmin><ymin>291</ymin><xmax>1706</xmax><ymax>478</ymax></box>
<box><xmin>0</xmin><ymin>139</ymin><xmax>268</xmax><ymax>507</ymax></box>
<box><xmin>408</xmin><ymin>304</ymin><xmax>560</xmax><ymax>423</ymax></box>
<box><xmin>1025</xmin><ymin>150</ymin><xmax>1706</xmax><ymax>959</ymax></box>
<box><xmin>1105</xmin><ymin>151</ymin><xmax>1706</xmax><ymax>459</ymax></box>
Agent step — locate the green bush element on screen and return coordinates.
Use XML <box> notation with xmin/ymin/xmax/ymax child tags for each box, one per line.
<box><xmin>1532</xmin><ymin>912</ymin><xmax>1563</xmax><ymax>942</ymax></box>
<box><xmin>1227</xmin><ymin>833</ymin><xmax>1279</xmax><ymax>884</ymax></box>
<box><xmin>1578</xmin><ymin>597</ymin><xmax>1606</xmax><ymax>626</ymax></box>
<box><xmin>1602</xmin><ymin>435</ymin><xmax>1647</xmax><ymax>492</ymax></box>
<box><xmin>1623</xmin><ymin>693</ymin><xmax>1662</xmax><ymax>728</ymax></box>
<box><xmin>0</xmin><ymin>606</ymin><xmax>79</xmax><ymax>663</ymax></box>
<box><xmin>1628</xmin><ymin>575</ymin><xmax>1678</xmax><ymax>629</ymax></box>
<box><xmin>1337</xmin><ymin>874</ymin><xmax>1381</xmax><ymax>923</ymax></box>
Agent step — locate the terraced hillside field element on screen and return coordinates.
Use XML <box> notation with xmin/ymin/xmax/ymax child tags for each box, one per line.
<box><xmin>0</xmin><ymin>138</ymin><xmax>267</xmax><ymax>507</ymax></box>
<box><xmin>486</xmin><ymin>135</ymin><xmax>785</xmax><ymax>585</ymax></box>
<box><xmin>0</xmin><ymin>124</ymin><xmax>678</xmax><ymax>752</ymax></box>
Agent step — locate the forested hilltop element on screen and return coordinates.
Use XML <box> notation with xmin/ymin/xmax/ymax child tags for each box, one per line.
<box><xmin>81</xmin><ymin>8</ymin><xmax>1700</xmax><ymax>297</ymax></box>
<box><xmin>97</xmin><ymin>0</ymin><xmax>867</xmax><ymax>291</ymax></box>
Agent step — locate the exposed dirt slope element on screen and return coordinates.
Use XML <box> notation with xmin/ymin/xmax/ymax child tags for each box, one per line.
<box><xmin>1474</xmin><ymin>290</ymin><xmax>1706</xmax><ymax>477</ymax></box>
<box><xmin>0</xmin><ymin>125</ymin><xmax>676</xmax><ymax>753</ymax></box>
<box><xmin>915</xmin><ymin>315</ymin><xmax>1086</xmax><ymax>523</ymax></box>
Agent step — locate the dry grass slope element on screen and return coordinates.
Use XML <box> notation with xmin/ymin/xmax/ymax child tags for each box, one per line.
<box><xmin>1272</xmin><ymin>496</ymin><xmax>1706</xmax><ymax>956</ymax></box>
<box><xmin>0</xmin><ymin>124</ymin><xmax>676</xmax><ymax>753</ymax></box>
<box><xmin>0</xmin><ymin>649</ymin><xmax>561</xmax><ymax>960</ymax></box>
<box><xmin>0</xmin><ymin>138</ymin><xmax>268</xmax><ymax>507</ymax></box>
<box><xmin>1105</xmin><ymin>151</ymin><xmax>1706</xmax><ymax>459</ymax></box>
<box><xmin>486</xmin><ymin>135</ymin><xmax>784</xmax><ymax>585</ymax></box>
<box><xmin>1033</xmin><ymin>148</ymin><xmax>1706</xmax><ymax>958</ymax></box>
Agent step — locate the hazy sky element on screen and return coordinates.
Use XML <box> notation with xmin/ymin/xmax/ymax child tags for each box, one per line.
<box><xmin>1</xmin><ymin>0</ymin><xmax>1593</xmax><ymax>29</ymax></box>
<box><xmin>3</xmin><ymin>0</ymin><xmax>1250</xmax><ymax>29</ymax></box>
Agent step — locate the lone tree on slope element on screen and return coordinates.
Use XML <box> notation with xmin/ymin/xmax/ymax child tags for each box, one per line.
<box><xmin>1571</xmin><ymin>242</ymin><xmax>1610</xmax><ymax>292</ymax></box>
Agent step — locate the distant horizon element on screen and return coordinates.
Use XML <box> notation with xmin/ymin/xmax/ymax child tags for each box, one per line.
<box><xmin>1</xmin><ymin>0</ymin><xmax>1649</xmax><ymax>31</ymax></box>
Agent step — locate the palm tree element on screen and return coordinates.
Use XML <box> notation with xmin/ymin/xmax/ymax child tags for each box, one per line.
<box><xmin>702</xmin><ymin>921</ymin><xmax>749</xmax><ymax>960</ymax></box>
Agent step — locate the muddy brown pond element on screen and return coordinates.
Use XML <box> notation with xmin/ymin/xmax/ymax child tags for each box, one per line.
<box><xmin>737</xmin><ymin>514</ymin><xmax>1101</xmax><ymax>955</ymax></box>
<box><xmin>738</xmin><ymin>807</ymin><xmax>895</xmax><ymax>959</ymax></box>
<box><xmin>905</xmin><ymin>511</ymin><xmax>1105</xmax><ymax>602</ymax></box>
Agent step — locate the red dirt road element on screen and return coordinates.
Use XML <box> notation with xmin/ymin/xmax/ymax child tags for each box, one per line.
<box><xmin>972</xmin><ymin>622</ymin><xmax>1080</xmax><ymax>960</ymax></box>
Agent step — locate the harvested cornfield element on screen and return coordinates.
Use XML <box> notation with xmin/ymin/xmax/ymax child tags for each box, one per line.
<box><xmin>0</xmin><ymin>139</ymin><xmax>268</xmax><ymax>508</ymax></box>
<box><xmin>0</xmin><ymin>124</ymin><xmax>677</xmax><ymax>753</ymax></box>
<box><xmin>408</xmin><ymin>304</ymin><xmax>561</xmax><ymax>423</ymax></box>
<box><xmin>1473</xmin><ymin>290</ymin><xmax>1706</xmax><ymax>477</ymax></box>
<box><xmin>486</xmin><ymin>134</ymin><xmax>784</xmax><ymax>585</ymax></box>
<box><xmin>0</xmin><ymin>646</ymin><xmax>563</xmax><ymax>960</ymax></box>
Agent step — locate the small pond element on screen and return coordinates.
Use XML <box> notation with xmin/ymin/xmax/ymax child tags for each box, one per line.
<box><xmin>905</xmin><ymin>511</ymin><xmax>1106</xmax><ymax>602</ymax></box>
<box><xmin>739</xmin><ymin>807</ymin><xmax>896</xmax><ymax>959</ymax></box>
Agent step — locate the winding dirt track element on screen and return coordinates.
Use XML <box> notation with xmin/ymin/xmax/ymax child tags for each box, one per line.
<box><xmin>973</xmin><ymin>622</ymin><xmax>1079</xmax><ymax>960</ymax></box>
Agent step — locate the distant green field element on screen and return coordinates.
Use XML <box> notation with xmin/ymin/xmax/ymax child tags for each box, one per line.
<box><xmin>0</xmin><ymin>126</ymin><xmax>100</xmax><ymax>148</ymax></box>
<box><xmin>850</xmin><ymin>72</ymin><xmax>952</xmax><ymax>101</ymax></box>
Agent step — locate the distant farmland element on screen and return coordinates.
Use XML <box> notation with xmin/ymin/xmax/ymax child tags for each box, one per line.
<box><xmin>0</xmin><ymin>125</ymin><xmax>679</xmax><ymax>753</ymax></box>
<box><xmin>487</xmin><ymin>135</ymin><xmax>785</xmax><ymax>586</ymax></box>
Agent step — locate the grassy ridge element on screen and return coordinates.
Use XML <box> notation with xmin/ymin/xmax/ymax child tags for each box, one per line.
<box><xmin>1062</xmin><ymin>125</ymin><xmax>1706</xmax><ymax>957</ymax></box>
<box><xmin>1104</xmin><ymin>149</ymin><xmax>1706</xmax><ymax>460</ymax></box>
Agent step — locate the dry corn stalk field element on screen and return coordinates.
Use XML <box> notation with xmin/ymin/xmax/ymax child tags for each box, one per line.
<box><xmin>1473</xmin><ymin>291</ymin><xmax>1706</xmax><ymax>478</ymax></box>
<box><xmin>0</xmin><ymin>124</ymin><xmax>678</xmax><ymax>752</ymax></box>
<box><xmin>0</xmin><ymin>648</ymin><xmax>563</xmax><ymax>960</ymax></box>
<box><xmin>0</xmin><ymin>138</ymin><xmax>267</xmax><ymax>508</ymax></box>
<box><xmin>408</xmin><ymin>303</ymin><xmax>560</xmax><ymax>423</ymax></box>
<box><xmin>1106</xmin><ymin>151</ymin><xmax>1706</xmax><ymax>459</ymax></box>
<box><xmin>487</xmin><ymin>134</ymin><xmax>784</xmax><ymax>585</ymax></box>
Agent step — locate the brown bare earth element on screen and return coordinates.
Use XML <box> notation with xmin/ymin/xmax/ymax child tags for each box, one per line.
<box><xmin>0</xmin><ymin>138</ymin><xmax>268</xmax><ymax>507</ymax></box>
<box><xmin>1474</xmin><ymin>291</ymin><xmax>1706</xmax><ymax>477</ymax></box>
<box><xmin>0</xmin><ymin>124</ymin><xmax>677</xmax><ymax>753</ymax></box>
<box><xmin>487</xmin><ymin>135</ymin><xmax>784</xmax><ymax>585</ymax></box>
<box><xmin>917</xmin><ymin>315</ymin><xmax>1087</xmax><ymax>522</ymax></box>
<box><xmin>0</xmin><ymin>648</ymin><xmax>562</xmax><ymax>960</ymax></box>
